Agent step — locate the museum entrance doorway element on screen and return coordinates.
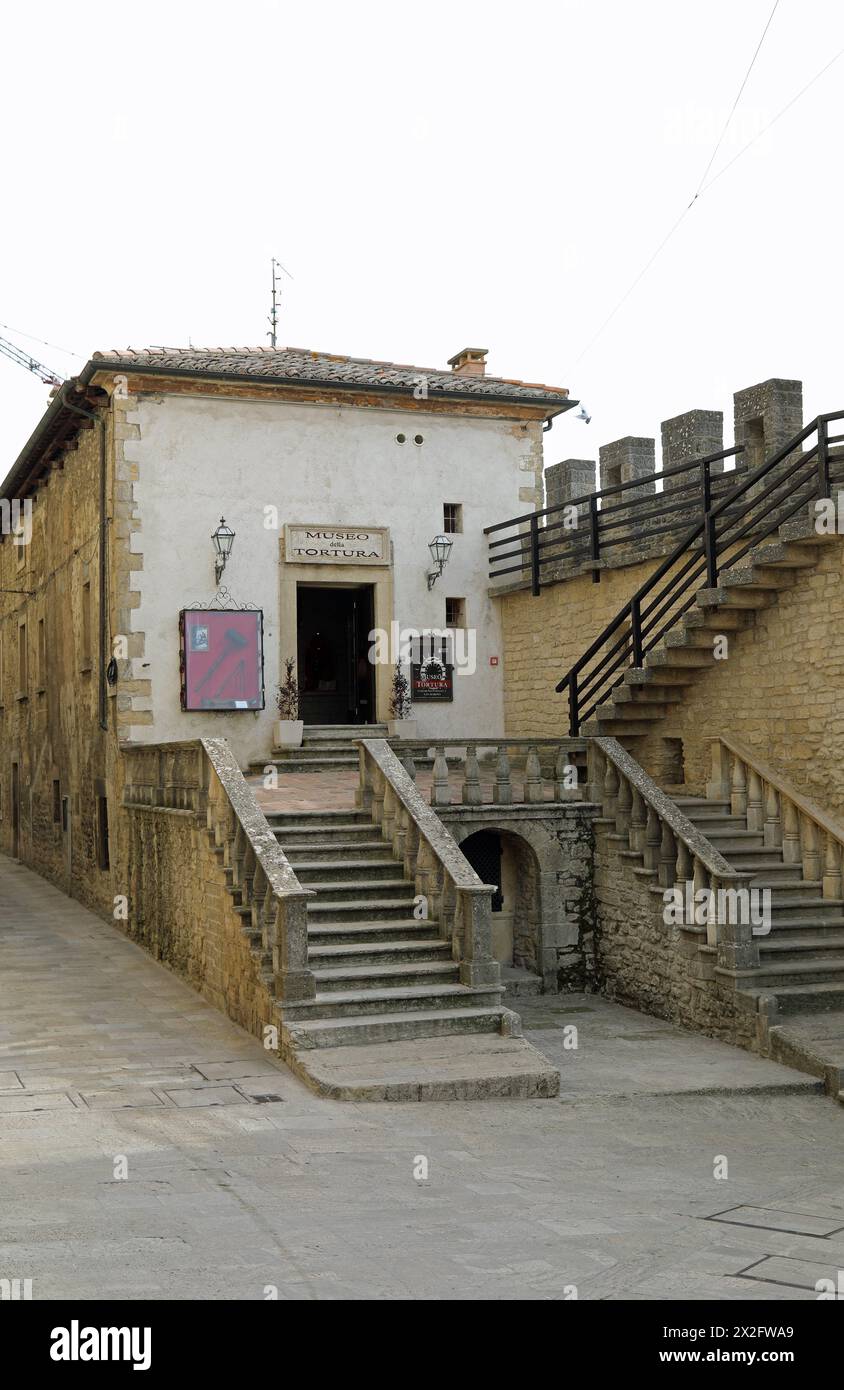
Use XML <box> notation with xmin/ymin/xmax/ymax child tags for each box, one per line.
<box><xmin>296</xmin><ymin>584</ymin><xmax>376</xmax><ymax>725</ymax></box>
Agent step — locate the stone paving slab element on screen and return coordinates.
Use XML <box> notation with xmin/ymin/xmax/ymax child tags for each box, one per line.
<box><xmin>2</xmin><ymin>853</ymin><xmax>843</xmax><ymax>1301</ymax></box>
<box><xmin>518</xmin><ymin>994</ymin><xmax>820</xmax><ymax>1098</ymax></box>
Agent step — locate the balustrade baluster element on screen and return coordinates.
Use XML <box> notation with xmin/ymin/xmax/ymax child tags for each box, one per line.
<box><xmin>644</xmin><ymin>805</ymin><xmax>661</xmax><ymax>872</ymax></box>
<box><xmin>615</xmin><ymin>775</ymin><xmax>632</xmax><ymax>834</ymax></box>
<box><xmin>463</xmin><ymin>746</ymin><xmax>483</xmax><ymax>805</ymax></box>
<box><xmin>781</xmin><ymin>798</ymin><xmax>801</xmax><ymax>864</ymax></box>
<box><xmin>746</xmin><ymin>768</ymin><xmax>764</xmax><ymax>832</ymax></box>
<box><xmin>432</xmin><ymin>746</ymin><xmax>451</xmax><ymax>806</ymax></box>
<box><xmin>629</xmin><ymin>788</ymin><xmax>646</xmax><ymax>853</ymax></box>
<box><xmin>763</xmin><ymin>782</ymin><xmax>782</xmax><ymax>849</ymax></box>
<box><xmin>658</xmin><ymin>820</ymin><xmax>676</xmax><ymax>888</ymax></box>
<box><xmin>675</xmin><ymin>839</ymin><xmax>692</xmax><ymax>887</ymax></box>
<box><xmin>494</xmin><ymin>745</ymin><xmax>513</xmax><ymax>805</ymax></box>
<box><xmin>524</xmin><ymin>746</ymin><xmax>543</xmax><ymax>803</ymax></box>
<box><xmin>801</xmin><ymin>815</ymin><xmax>820</xmax><ymax>882</ymax></box>
<box><xmin>603</xmin><ymin>760</ymin><xmax>619</xmax><ymax>818</ymax></box>
<box><xmin>730</xmin><ymin>757</ymin><xmax>747</xmax><ymax>818</ymax></box>
<box><xmin>823</xmin><ymin>833</ymin><xmax>842</xmax><ymax>900</ymax></box>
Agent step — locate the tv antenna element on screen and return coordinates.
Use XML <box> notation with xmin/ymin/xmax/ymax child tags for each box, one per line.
<box><xmin>267</xmin><ymin>258</ymin><xmax>294</xmax><ymax>348</ymax></box>
<box><xmin>0</xmin><ymin>331</ymin><xmax>65</xmax><ymax>385</ymax></box>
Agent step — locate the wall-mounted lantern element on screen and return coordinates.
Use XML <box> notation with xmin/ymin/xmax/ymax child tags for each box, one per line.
<box><xmin>426</xmin><ymin>533</ymin><xmax>453</xmax><ymax>590</ymax></box>
<box><xmin>212</xmin><ymin>517</ymin><xmax>235</xmax><ymax>585</ymax></box>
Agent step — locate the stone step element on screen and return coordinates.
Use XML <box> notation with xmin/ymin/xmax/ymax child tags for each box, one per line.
<box><xmin>308</xmin><ymin>938</ymin><xmax>451</xmax><ymax>968</ymax></box>
<box><xmin>698</xmin><ymin>832</ymin><xmax>766</xmax><ymax>848</ymax></box>
<box><xmin>647</xmin><ymin>647</ymin><xmax>715</xmax><ymax>668</ymax></box>
<box><xmin>695</xmin><ymin>585</ymin><xmax>775</xmax><ymax>610</ymax></box>
<box><xmin>752</xmin><ymin>958</ymin><xmax>844</xmax><ymax>988</ymax></box>
<box><xmin>275</xmin><ymin>829</ymin><xmax>384</xmax><ymax>849</ymax></box>
<box><xmin>302</xmin><ymin>878</ymin><xmax>414</xmax><ymax>902</ymax></box>
<box><xmin>769</xmin><ymin>899</ymin><xmax>844</xmax><ymax>918</ymax></box>
<box><xmin>768</xmin><ymin>917</ymin><xmax>844</xmax><ymax>937</ymax></box>
<box><xmin>625</xmin><ymin>668</ymin><xmax>698</xmax><ymax>687</ymax></box>
<box><xmin>289</xmin><ymin>859</ymin><xmax>401</xmax><ymax>882</ymax></box>
<box><xmin>718</xmin><ymin>563</ymin><xmax>793</xmax><ymax>591</ymax></box>
<box><xmin>267</xmin><ymin>813</ymin><xmax>372</xmax><ymax>833</ymax></box>
<box><xmin>308</xmin><ymin>919</ymin><xmax>440</xmax><ymax>944</ymax></box>
<box><xmin>612</xmin><ymin>685</ymin><xmax>685</xmax><ymax>705</ymax></box>
<box><xmin>310</xmin><ymin>961</ymin><xmax>461</xmax><ymax>992</ymax></box>
<box><xmin>281</xmin><ymin>838</ymin><xmax>391</xmax><ymax>859</ymax></box>
<box><xmin>681</xmin><ymin>815</ymin><xmax>753</xmax><ymax>833</ymax></box>
<box><xmin>759</xmin><ymin>935</ymin><xmax>844</xmax><ymax>961</ymax></box>
<box><xmin>307</xmin><ymin>897</ymin><xmax>423</xmax><ymax>922</ymax></box>
<box><xmin>282</xmin><ymin>1004</ymin><xmax>514</xmax><ymax>1049</ymax></box>
<box><xmin>302</xmin><ymin>724</ymin><xmax>388</xmax><ymax>741</ymax></box>
<box><xmin>267</xmin><ymin>755</ymin><xmax>360</xmax><ymax>772</ymax></box>
<box><xmin>286</xmin><ymin>1034</ymin><xmax>558</xmax><ymax>1102</ymax></box>
<box><xmin>284</xmin><ymin>982</ymin><xmax>505</xmax><ymax>1022</ymax></box>
<box><xmin>747</xmin><ymin>540</ymin><xmax>820</xmax><ymax>569</ymax></box>
<box><xmin>753</xmin><ymin>880</ymin><xmax>829</xmax><ymax>902</ymax></box>
<box><xmin>757</xmin><ymin>982</ymin><xmax>844</xmax><ymax>1016</ymax></box>
<box><xmin>673</xmin><ymin>797</ymin><xmax>730</xmax><ymax>810</ymax></box>
<box><xmin>730</xmin><ymin>862</ymin><xmax>804</xmax><ymax>880</ymax></box>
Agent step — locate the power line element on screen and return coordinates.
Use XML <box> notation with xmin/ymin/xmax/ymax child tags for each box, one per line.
<box><xmin>690</xmin><ymin>0</ymin><xmax>781</xmax><ymax>205</ymax></box>
<box><xmin>698</xmin><ymin>41</ymin><xmax>844</xmax><ymax>198</ymax></box>
<box><xmin>0</xmin><ymin>321</ymin><xmax>83</xmax><ymax>359</ymax></box>
<box><xmin>565</xmin><ymin>3</ymin><xmax>806</xmax><ymax>374</ymax></box>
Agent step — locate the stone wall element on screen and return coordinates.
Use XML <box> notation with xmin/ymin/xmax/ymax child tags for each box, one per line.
<box><xmin>440</xmin><ymin>802</ymin><xmax>598</xmax><ymax>991</ymax></box>
<box><xmin>0</xmin><ymin>408</ymin><xmax>120</xmax><ymax>916</ymax></box>
<box><xmin>636</xmin><ymin>537</ymin><xmax>844</xmax><ymax>816</ymax></box>
<box><xmin>499</xmin><ymin>557</ymin><xmax>658</xmax><ymax>736</ymax></box>
<box><xmin>592</xmin><ymin>820</ymin><xmax>759</xmax><ymax>1049</ymax></box>
<box><xmin>123</xmin><ymin>799</ymin><xmax>274</xmax><ymax>1039</ymax></box>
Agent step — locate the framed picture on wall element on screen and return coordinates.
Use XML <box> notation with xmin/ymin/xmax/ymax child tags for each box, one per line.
<box><xmin>179</xmin><ymin>609</ymin><xmax>265</xmax><ymax>710</ymax></box>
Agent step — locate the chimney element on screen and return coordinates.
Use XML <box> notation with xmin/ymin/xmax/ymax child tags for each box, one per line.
<box><xmin>448</xmin><ymin>347</ymin><xmax>488</xmax><ymax>378</ymax></box>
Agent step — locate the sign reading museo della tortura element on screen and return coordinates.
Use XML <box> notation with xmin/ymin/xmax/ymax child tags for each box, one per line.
<box><xmin>284</xmin><ymin>524</ymin><xmax>390</xmax><ymax>565</ymax></box>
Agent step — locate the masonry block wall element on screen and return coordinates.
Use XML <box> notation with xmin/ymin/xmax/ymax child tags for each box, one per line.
<box><xmin>499</xmin><ymin>557</ymin><xmax>675</xmax><ymax>736</ymax></box>
<box><xmin>0</xmin><ymin>416</ymin><xmax>119</xmax><ymax>915</ymax></box>
<box><xmin>635</xmin><ymin>537</ymin><xmax>844</xmax><ymax>815</ymax></box>
<box><xmin>123</xmin><ymin>802</ymin><xmax>274</xmax><ymax>1038</ymax></box>
<box><xmin>592</xmin><ymin>822</ymin><xmax>759</xmax><ymax>1049</ymax></box>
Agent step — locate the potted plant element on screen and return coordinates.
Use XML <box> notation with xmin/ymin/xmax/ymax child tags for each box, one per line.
<box><xmin>275</xmin><ymin>658</ymin><xmax>304</xmax><ymax>748</ymax></box>
<box><xmin>387</xmin><ymin>660</ymin><xmax>417</xmax><ymax>740</ymax></box>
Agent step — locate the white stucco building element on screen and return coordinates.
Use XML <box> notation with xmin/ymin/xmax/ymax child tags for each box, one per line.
<box><xmin>10</xmin><ymin>344</ymin><xmax>574</xmax><ymax>769</ymax></box>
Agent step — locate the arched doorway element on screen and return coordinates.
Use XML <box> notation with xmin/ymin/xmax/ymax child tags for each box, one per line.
<box><xmin>459</xmin><ymin>828</ymin><xmax>541</xmax><ymax>977</ymax></box>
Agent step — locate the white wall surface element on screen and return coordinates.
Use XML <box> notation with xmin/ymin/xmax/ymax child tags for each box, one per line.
<box><xmin>126</xmin><ymin>391</ymin><xmax>541</xmax><ymax>765</ymax></box>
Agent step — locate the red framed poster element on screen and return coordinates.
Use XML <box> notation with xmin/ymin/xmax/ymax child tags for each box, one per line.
<box><xmin>179</xmin><ymin>609</ymin><xmax>265</xmax><ymax>711</ymax></box>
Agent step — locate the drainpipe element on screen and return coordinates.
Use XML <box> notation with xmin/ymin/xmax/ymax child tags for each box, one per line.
<box><xmin>60</xmin><ymin>389</ymin><xmax>109</xmax><ymax>733</ymax></box>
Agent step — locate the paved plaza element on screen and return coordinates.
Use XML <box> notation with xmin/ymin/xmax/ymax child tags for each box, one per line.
<box><xmin>1</xmin><ymin>854</ymin><xmax>842</xmax><ymax>1301</ymax></box>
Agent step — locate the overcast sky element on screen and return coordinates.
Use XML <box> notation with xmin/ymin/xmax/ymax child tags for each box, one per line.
<box><xmin>2</xmin><ymin>0</ymin><xmax>842</xmax><ymax>484</ymax></box>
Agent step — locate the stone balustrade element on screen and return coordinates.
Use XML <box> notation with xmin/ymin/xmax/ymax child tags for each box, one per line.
<box><xmin>382</xmin><ymin>737</ymin><xmax>587</xmax><ymax>807</ymax></box>
<box><xmin>707</xmin><ymin>735</ymin><xmax>844</xmax><ymax>900</ymax></box>
<box><xmin>357</xmin><ymin>739</ymin><xmax>500</xmax><ymax>988</ymax></box>
<box><xmin>122</xmin><ymin>737</ymin><xmax>315</xmax><ymax>1004</ymax></box>
<box><xmin>590</xmin><ymin>736</ymin><xmax>757</xmax><ymax>972</ymax></box>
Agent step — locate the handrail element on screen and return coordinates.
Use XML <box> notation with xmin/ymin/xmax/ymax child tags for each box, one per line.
<box><xmin>486</xmin><ymin>444</ymin><xmax>746</xmax><ymax>593</ymax></box>
<box><xmin>557</xmin><ymin>410</ymin><xmax>844</xmax><ymax>734</ymax></box>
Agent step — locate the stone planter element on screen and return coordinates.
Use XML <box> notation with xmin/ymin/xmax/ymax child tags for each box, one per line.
<box><xmin>274</xmin><ymin>719</ymin><xmax>304</xmax><ymax>749</ymax></box>
<box><xmin>388</xmin><ymin>718</ymin><xmax>418</xmax><ymax>741</ymax></box>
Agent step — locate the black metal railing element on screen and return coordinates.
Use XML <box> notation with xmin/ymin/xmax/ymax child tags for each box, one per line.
<box><xmin>485</xmin><ymin>445</ymin><xmax>746</xmax><ymax>594</ymax></box>
<box><xmin>555</xmin><ymin>411</ymin><xmax>844</xmax><ymax>735</ymax></box>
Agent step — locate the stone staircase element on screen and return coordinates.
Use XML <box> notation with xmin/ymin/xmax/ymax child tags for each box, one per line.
<box><xmin>251</xmin><ymin>724</ymin><xmax>388</xmax><ymax>775</ymax></box>
<box><xmin>675</xmin><ymin>795</ymin><xmax>844</xmax><ymax>1012</ymax></box>
<box><xmin>583</xmin><ymin>508</ymin><xmax>837</xmax><ymax>739</ymax></box>
<box><xmin>259</xmin><ymin>805</ymin><xmax>559</xmax><ymax>1099</ymax></box>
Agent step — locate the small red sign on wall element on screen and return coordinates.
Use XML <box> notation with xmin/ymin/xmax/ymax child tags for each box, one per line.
<box><xmin>179</xmin><ymin>609</ymin><xmax>265</xmax><ymax>711</ymax></box>
<box><xmin>489</xmin><ymin>656</ymin><xmax>499</xmax><ymax>666</ymax></box>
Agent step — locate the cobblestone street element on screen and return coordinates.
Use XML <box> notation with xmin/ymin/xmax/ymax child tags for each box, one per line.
<box><xmin>2</xmin><ymin>854</ymin><xmax>842</xmax><ymax>1301</ymax></box>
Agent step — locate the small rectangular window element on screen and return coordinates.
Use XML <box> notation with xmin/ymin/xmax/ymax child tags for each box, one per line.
<box><xmin>445</xmin><ymin>597</ymin><xmax>466</xmax><ymax>628</ymax></box>
<box><xmin>443</xmin><ymin>503</ymin><xmax>463</xmax><ymax>534</ymax></box>
<box><xmin>52</xmin><ymin>780</ymin><xmax>61</xmax><ymax>824</ymax></box>
<box><xmin>38</xmin><ymin>618</ymin><xmax>46</xmax><ymax>688</ymax></box>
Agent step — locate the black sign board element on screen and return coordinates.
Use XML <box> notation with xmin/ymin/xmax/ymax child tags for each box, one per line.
<box><xmin>411</xmin><ymin>658</ymin><xmax>454</xmax><ymax>702</ymax></box>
